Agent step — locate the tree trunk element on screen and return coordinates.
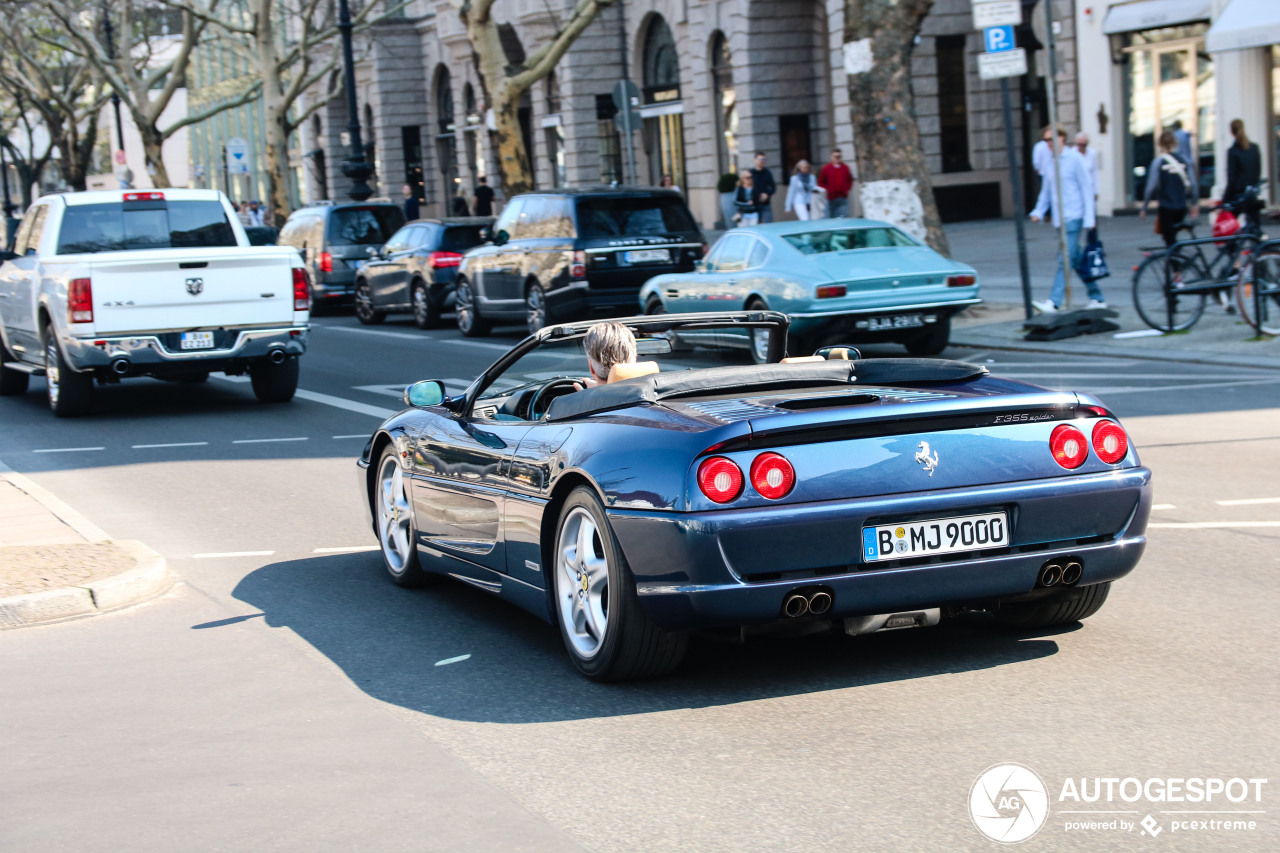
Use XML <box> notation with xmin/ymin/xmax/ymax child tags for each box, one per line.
<box><xmin>138</xmin><ymin>123</ymin><xmax>171</xmax><ymax>189</ymax></box>
<box><xmin>256</xmin><ymin>3</ymin><xmax>292</xmax><ymax>228</ymax></box>
<box><xmin>70</xmin><ymin>112</ymin><xmax>100</xmax><ymax>193</ymax></box>
<box><xmin>844</xmin><ymin>0</ymin><xmax>949</xmax><ymax>255</ymax></box>
<box><xmin>492</xmin><ymin>86</ymin><xmax>533</xmax><ymax>197</ymax></box>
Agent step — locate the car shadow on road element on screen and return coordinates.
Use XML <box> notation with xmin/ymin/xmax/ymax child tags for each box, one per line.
<box><xmin>232</xmin><ymin>552</ymin><xmax>1066</xmax><ymax>724</ymax></box>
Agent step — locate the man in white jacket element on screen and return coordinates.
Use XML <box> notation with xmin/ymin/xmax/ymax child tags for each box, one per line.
<box><xmin>1030</xmin><ymin>128</ymin><xmax>1105</xmax><ymax>312</ymax></box>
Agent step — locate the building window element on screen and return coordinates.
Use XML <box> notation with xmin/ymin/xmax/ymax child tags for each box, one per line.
<box><xmin>642</xmin><ymin>15</ymin><xmax>685</xmax><ymax>189</ymax></box>
<box><xmin>546</xmin><ymin>125</ymin><xmax>566</xmax><ymax>187</ymax></box>
<box><xmin>710</xmin><ymin>32</ymin><xmax>737</xmax><ymax>177</ymax></box>
<box><xmin>435</xmin><ymin>66</ymin><xmax>457</xmax><ymax>204</ymax></box>
<box><xmin>936</xmin><ymin>35</ymin><xmax>971</xmax><ymax>173</ymax></box>
<box><xmin>310</xmin><ymin>115</ymin><xmax>328</xmax><ymax>202</ymax></box>
<box><xmin>402</xmin><ymin>126</ymin><xmax>424</xmax><ymax>201</ymax></box>
<box><xmin>596</xmin><ymin>94</ymin><xmax>622</xmax><ymax>184</ymax></box>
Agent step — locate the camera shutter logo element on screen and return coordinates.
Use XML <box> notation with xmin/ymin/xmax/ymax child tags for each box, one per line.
<box><xmin>186</xmin><ymin>277</ymin><xmax>204</xmax><ymax>296</ymax></box>
<box><xmin>969</xmin><ymin>763</ymin><xmax>1050</xmax><ymax>843</ymax></box>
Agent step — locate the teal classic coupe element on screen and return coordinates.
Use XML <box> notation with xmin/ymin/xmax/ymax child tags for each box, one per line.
<box><xmin>638</xmin><ymin>220</ymin><xmax>980</xmax><ymax>361</ymax></box>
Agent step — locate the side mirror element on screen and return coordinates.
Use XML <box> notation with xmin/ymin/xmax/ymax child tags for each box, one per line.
<box><xmin>492</xmin><ymin>229</ymin><xmax>509</xmax><ymax>247</ymax></box>
<box><xmin>404</xmin><ymin>379</ymin><xmax>445</xmax><ymax>408</ymax></box>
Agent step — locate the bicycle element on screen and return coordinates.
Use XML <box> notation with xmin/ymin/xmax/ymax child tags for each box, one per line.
<box><xmin>1131</xmin><ymin>190</ymin><xmax>1264</xmax><ymax>332</ymax></box>
<box><xmin>1236</xmin><ymin>237</ymin><xmax>1280</xmax><ymax>335</ymax></box>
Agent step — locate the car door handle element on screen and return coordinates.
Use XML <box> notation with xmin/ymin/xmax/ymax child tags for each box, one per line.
<box><xmin>665</xmin><ymin>289</ymin><xmax>679</xmax><ymax>297</ymax></box>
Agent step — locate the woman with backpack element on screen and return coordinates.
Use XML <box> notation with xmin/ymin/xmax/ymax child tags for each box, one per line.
<box><xmin>1140</xmin><ymin>129</ymin><xmax>1197</xmax><ymax>247</ymax></box>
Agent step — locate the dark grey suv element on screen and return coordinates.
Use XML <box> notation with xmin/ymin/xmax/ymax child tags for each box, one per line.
<box><xmin>278</xmin><ymin>201</ymin><xmax>405</xmax><ymax>309</ymax></box>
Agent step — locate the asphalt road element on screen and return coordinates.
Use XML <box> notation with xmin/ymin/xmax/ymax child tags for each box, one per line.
<box><xmin>2</xmin><ymin>313</ymin><xmax>1279</xmax><ymax>852</ymax></box>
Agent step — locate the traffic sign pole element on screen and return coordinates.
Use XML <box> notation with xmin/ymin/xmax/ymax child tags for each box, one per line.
<box><xmin>1043</xmin><ymin>0</ymin><xmax>1073</xmax><ymax>308</ymax></box>
<box><xmin>1001</xmin><ymin>79</ymin><xmax>1034</xmax><ymax>319</ymax></box>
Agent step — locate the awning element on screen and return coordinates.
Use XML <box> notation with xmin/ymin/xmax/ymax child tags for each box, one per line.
<box><xmin>1102</xmin><ymin>0</ymin><xmax>1211</xmax><ymax>35</ymax></box>
<box><xmin>1206</xmin><ymin>0</ymin><xmax>1280</xmax><ymax>52</ymax></box>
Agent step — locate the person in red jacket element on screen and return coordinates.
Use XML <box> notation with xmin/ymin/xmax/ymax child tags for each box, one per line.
<box><xmin>817</xmin><ymin>148</ymin><xmax>854</xmax><ymax>218</ymax></box>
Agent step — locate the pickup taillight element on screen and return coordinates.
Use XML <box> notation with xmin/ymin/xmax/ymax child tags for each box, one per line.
<box><xmin>68</xmin><ymin>278</ymin><xmax>93</xmax><ymax>324</ymax></box>
<box><xmin>292</xmin><ymin>268</ymin><xmax>311</xmax><ymax>311</ymax></box>
<box><xmin>319</xmin><ymin>251</ymin><xmax>333</xmax><ymax>273</ymax></box>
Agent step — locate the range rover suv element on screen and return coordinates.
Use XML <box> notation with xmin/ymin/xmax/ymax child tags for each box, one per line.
<box><xmin>454</xmin><ymin>187</ymin><xmax>705</xmax><ymax>336</ymax></box>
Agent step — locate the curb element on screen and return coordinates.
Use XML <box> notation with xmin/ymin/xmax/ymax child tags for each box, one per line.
<box><xmin>951</xmin><ymin>330</ymin><xmax>1280</xmax><ymax>371</ymax></box>
<box><xmin>0</xmin><ymin>540</ymin><xmax>174</xmax><ymax>630</ymax></box>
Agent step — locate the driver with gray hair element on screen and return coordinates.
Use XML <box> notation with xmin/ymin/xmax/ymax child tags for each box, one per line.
<box><xmin>583</xmin><ymin>321</ymin><xmax>637</xmax><ymax>385</ymax></box>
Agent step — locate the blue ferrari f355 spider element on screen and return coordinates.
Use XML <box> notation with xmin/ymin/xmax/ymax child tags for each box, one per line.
<box><xmin>357</xmin><ymin>311</ymin><xmax>1151</xmax><ymax>680</ymax></box>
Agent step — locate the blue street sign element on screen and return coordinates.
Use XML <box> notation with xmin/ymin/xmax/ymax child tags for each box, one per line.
<box><xmin>984</xmin><ymin>25</ymin><xmax>1015</xmax><ymax>53</ymax></box>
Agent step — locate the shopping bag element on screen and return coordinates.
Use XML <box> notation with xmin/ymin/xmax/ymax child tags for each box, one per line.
<box><xmin>1213</xmin><ymin>208</ymin><xmax>1240</xmax><ymax>247</ymax></box>
<box><xmin>1076</xmin><ymin>229</ymin><xmax>1110</xmax><ymax>282</ymax></box>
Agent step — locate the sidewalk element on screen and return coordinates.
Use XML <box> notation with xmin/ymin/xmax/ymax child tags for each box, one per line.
<box><xmin>0</xmin><ymin>463</ymin><xmax>172</xmax><ymax>628</ymax></box>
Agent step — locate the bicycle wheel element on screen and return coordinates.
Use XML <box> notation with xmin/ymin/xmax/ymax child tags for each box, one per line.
<box><xmin>1132</xmin><ymin>251</ymin><xmax>1206</xmax><ymax>332</ymax></box>
<box><xmin>1237</xmin><ymin>247</ymin><xmax>1280</xmax><ymax>335</ymax></box>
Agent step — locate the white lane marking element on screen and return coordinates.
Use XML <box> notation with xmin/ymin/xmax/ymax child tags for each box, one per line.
<box><xmin>313</xmin><ymin>545</ymin><xmax>379</xmax><ymax>553</ymax></box>
<box><xmin>1073</xmin><ymin>378</ymin><xmax>1280</xmax><ymax>396</ymax></box>
<box><xmin>32</xmin><ymin>446</ymin><xmax>104</xmax><ymax>453</ymax></box>
<box><xmin>996</xmin><ymin>372</ymin><xmax>1257</xmax><ymax>380</ymax></box>
<box><xmin>0</xmin><ymin>458</ymin><xmax>113</xmax><ymax>542</ymax></box>
<box><xmin>434</xmin><ymin>654</ymin><xmax>472</xmax><ymax>667</ymax></box>
<box><xmin>1149</xmin><ymin>521</ymin><xmax>1280</xmax><ymax>529</ymax></box>
<box><xmin>132</xmin><ymin>441</ymin><xmax>210</xmax><ymax>449</ymax></box>
<box><xmin>983</xmin><ymin>361</ymin><xmax>1139</xmax><ymax>368</ymax></box>
<box><xmin>1216</xmin><ymin>497</ymin><xmax>1280</xmax><ymax>506</ymax></box>
<box><xmin>1151</xmin><ymin>504</ymin><xmax>1177</xmax><ymax>510</ymax></box>
<box><xmin>192</xmin><ymin>550</ymin><xmax>276</xmax><ymax>558</ymax></box>
<box><xmin>232</xmin><ymin>437</ymin><xmax>309</xmax><ymax>444</ymax></box>
<box><xmin>333</xmin><ymin>434</ymin><xmax>370</xmax><ymax>439</ymax></box>
<box><xmin>315</xmin><ymin>323</ymin><xmax>516</xmax><ymax>351</ymax></box>
<box><xmin>293</xmin><ymin>388</ymin><xmax>397</xmax><ymax>419</ymax></box>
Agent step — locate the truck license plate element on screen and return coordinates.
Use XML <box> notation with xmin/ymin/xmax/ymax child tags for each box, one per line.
<box><xmin>180</xmin><ymin>331</ymin><xmax>215</xmax><ymax>350</ymax></box>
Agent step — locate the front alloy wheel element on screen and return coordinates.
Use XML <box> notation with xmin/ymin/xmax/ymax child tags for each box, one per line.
<box><xmin>354</xmin><ymin>281</ymin><xmax>384</xmax><ymax>325</ymax></box>
<box><xmin>376</xmin><ymin>448</ymin><xmax>427</xmax><ymax>586</ymax></box>
<box><xmin>455</xmin><ymin>278</ymin><xmax>492</xmax><ymax>337</ymax></box>
<box><xmin>526</xmin><ymin>283</ymin><xmax>548</xmax><ymax>334</ymax></box>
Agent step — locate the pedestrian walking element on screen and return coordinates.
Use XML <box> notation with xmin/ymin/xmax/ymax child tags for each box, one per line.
<box><xmin>402</xmin><ymin>183</ymin><xmax>420</xmax><ymax>221</ymax></box>
<box><xmin>749</xmin><ymin>152</ymin><xmax>776</xmax><ymax>223</ymax></box>
<box><xmin>1171</xmin><ymin>119</ymin><xmax>1197</xmax><ymax>185</ymax></box>
<box><xmin>732</xmin><ymin>170</ymin><xmax>760</xmax><ymax>226</ymax></box>
<box><xmin>817</xmin><ymin>148</ymin><xmax>853</xmax><ymax>218</ymax></box>
<box><xmin>659</xmin><ymin>174</ymin><xmax>682</xmax><ymax>194</ymax></box>
<box><xmin>451</xmin><ymin>190</ymin><xmax>471</xmax><ymax>217</ymax></box>
<box><xmin>785</xmin><ymin>160</ymin><xmax>818</xmax><ymax>221</ymax></box>
<box><xmin>1032</xmin><ymin>125</ymin><xmax>1054</xmax><ymax>179</ymax></box>
<box><xmin>473</xmin><ymin>177</ymin><xmax>495</xmax><ymax>217</ymax></box>
<box><xmin>1139</xmin><ymin>129</ymin><xmax>1196</xmax><ymax>247</ymax></box>
<box><xmin>247</xmin><ymin>200</ymin><xmax>264</xmax><ymax>227</ymax></box>
<box><xmin>1075</xmin><ymin>132</ymin><xmax>1099</xmax><ymax>201</ymax></box>
<box><xmin>236</xmin><ymin>201</ymin><xmax>253</xmax><ymax>227</ymax></box>
<box><xmin>1224</xmin><ymin>118</ymin><xmax>1262</xmax><ymax>207</ymax></box>
<box><xmin>1030</xmin><ymin>127</ymin><xmax>1103</xmax><ymax>312</ymax></box>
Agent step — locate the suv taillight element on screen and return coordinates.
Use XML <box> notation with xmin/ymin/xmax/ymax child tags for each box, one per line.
<box><xmin>292</xmin><ymin>268</ymin><xmax>310</xmax><ymax>311</ymax></box>
<box><xmin>319</xmin><ymin>251</ymin><xmax>333</xmax><ymax>273</ymax></box>
<box><xmin>697</xmin><ymin>457</ymin><xmax>743</xmax><ymax>504</ymax></box>
<box><xmin>570</xmin><ymin>250</ymin><xmax>586</xmax><ymax>279</ymax></box>
<box><xmin>430</xmin><ymin>251</ymin><xmax>462</xmax><ymax>269</ymax></box>
<box><xmin>68</xmin><ymin>278</ymin><xmax>93</xmax><ymax>324</ymax></box>
<box><xmin>1050</xmin><ymin>424</ymin><xmax>1088</xmax><ymax>469</ymax></box>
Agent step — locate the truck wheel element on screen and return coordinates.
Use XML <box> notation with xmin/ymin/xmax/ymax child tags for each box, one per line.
<box><xmin>250</xmin><ymin>356</ymin><xmax>299</xmax><ymax>403</ymax></box>
<box><xmin>0</xmin><ymin>336</ymin><xmax>29</xmax><ymax>395</ymax></box>
<box><xmin>43</xmin><ymin>325</ymin><xmax>92</xmax><ymax>417</ymax></box>
<box><xmin>997</xmin><ymin>581</ymin><xmax>1111</xmax><ymax>630</ymax></box>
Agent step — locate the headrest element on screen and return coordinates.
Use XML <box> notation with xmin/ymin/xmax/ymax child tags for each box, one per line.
<box><xmin>607</xmin><ymin>361</ymin><xmax>660</xmax><ymax>383</ymax></box>
<box><xmin>780</xmin><ymin>355</ymin><xmax>824</xmax><ymax>364</ymax></box>
<box><xmin>825</xmin><ymin>348</ymin><xmax>853</xmax><ymax>360</ymax></box>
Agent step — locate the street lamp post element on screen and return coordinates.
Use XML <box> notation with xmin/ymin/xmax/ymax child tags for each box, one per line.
<box><xmin>102</xmin><ymin>1</ymin><xmax>127</xmax><ymax>185</ymax></box>
<box><xmin>337</xmin><ymin>0</ymin><xmax>373</xmax><ymax>201</ymax></box>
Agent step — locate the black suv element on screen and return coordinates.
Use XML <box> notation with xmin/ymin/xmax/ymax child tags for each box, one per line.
<box><xmin>278</xmin><ymin>201</ymin><xmax>405</xmax><ymax>309</ymax></box>
<box><xmin>454</xmin><ymin>187</ymin><xmax>704</xmax><ymax>336</ymax></box>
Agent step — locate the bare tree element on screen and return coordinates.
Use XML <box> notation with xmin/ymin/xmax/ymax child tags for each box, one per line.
<box><xmin>36</xmin><ymin>0</ymin><xmax>261</xmax><ymax>188</ymax></box>
<box><xmin>0</xmin><ymin>84</ymin><xmax>55</xmax><ymax>208</ymax></box>
<box><xmin>458</xmin><ymin>0</ymin><xmax>617</xmax><ymax>196</ymax></box>
<box><xmin>844</xmin><ymin>0</ymin><xmax>949</xmax><ymax>255</ymax></box>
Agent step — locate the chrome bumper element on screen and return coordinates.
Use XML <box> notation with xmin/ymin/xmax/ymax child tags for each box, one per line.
<box><xmin>63</xmin><ymin>326</ymin><xmax>309</xmax><ymax>370</ymax></box>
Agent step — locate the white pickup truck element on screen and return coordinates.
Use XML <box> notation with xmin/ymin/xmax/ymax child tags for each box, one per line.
<box><xmin>0</xmin><ymin>188</ymin><xmax>310</xmax><ymax>416</ymax></box>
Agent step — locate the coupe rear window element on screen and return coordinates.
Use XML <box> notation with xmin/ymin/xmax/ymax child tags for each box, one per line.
<box><xmin>783</xmin><ymin>227</ymin><xmax>917</xmax><ymax>255</ymax></box>
<box><xmin>56</xmin><ymin>201</ymin><xmax>238</xmax><ymax>254</ymax></box>
<box><xmin>576</xmin><ymin>197</ymin><xmax>699</xmax><ymax>239</ymax></box>
<box><xmin>327</xmin><ymin>206</ymin><xmax>405</xmax><ymax>245</ymax></box>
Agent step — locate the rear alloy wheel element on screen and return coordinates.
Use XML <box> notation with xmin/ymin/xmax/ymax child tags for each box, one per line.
<box><xmin>412</xmin><ymin>281</ymin><xmax>442</xmax><ymax>329</ymax></box>
<box><xmin>905</xmin><ymin>316</ymin><xmax>951</xmax><ymax>356</ymax></box>
<box><xmin>376</xmin><ymin>446</ymin><xmax>429</xmax><ymax>587</ymax></box>
<box><xmin>250</xmin><ymin>356</ymin><xmax>299</xmax><ymax>403</ymax></box>
<box><xmin>455</xmin><ymin>278</ymin><xmax>491</xmax><ymax>337</ymax></box>
<box><xmin>553</xmin><ymin>487</ymin><xmax>687</xmax><ymax>680</ymax></box>
<box><xmin>997</xmin><ymin>581</ymin><xmax>1111</xmax><ymax>630</ymax></box>
<box><xmin>353</xmin><ymin>281</ymin><xmax>384</xmax><ymax>325</ymax></box>
<box><xmin>0</xmin><ymin>336</ymin><xmax>30</xmax><ymax>396</ymax></box>
<box><xmin>526</xmin><ymin>282</ymin><xmax>548</xmax><ymax>334</ymax></box>
<box><xmin>43</xmin><ymin>325</ymin><xmax>92</xmax><ymax>417</ymax></box>
<box><xmin>746</xmin><ymin>299</ymin><xmax>771</xmax><ymax>364</ymax></box>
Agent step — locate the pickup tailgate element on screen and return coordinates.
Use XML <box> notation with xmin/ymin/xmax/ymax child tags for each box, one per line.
<box><xmin>84</xmin><ymin>247</ymin><xmax>299</xmax><ymax>334</ymax></box>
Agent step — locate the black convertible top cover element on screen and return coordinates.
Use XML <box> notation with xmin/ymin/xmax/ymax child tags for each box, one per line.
<box><xmin>544</xmin><ymin>358</ymin><xmax>986</xmax><ymax>421</ymax></box>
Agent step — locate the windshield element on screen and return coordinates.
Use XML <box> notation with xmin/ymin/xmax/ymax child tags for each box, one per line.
<box><xmin>327</xmin><ymin>206</ymin><xmax>404</xmax><ymax>246</ymax></box>
<box><xmin>576</xmin><ymin>197</ymin><xmax>699</xmax><ymax>239</ymax></box>
<box><xmin>56</xmin><ymin>201</ymin><xmax>238</xmax><ymax>254</ymax></box>
<box><xmin>783</xmin><ymin>227</ymin><xmax>917</xmax><ymax>255</ymax></box>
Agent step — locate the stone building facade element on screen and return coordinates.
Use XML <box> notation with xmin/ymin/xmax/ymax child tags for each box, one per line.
<box><xmin>298</xmin><ymin>0</ymin><xmax>1080</xmax><ymax>230</ymax></box>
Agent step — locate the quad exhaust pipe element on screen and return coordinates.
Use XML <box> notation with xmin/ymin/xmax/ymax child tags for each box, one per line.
<box><xmin>781</xmin><ymin>588</ymin><xmax>834</xmax><ymax>618</ymax></box>
<box><xmin>1038</xmin><ymin>558</ymin><xmax>1084</xmax><ymax>588</ymax></box>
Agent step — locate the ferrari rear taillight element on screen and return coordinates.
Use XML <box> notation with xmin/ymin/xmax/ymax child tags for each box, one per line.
<box><xmin>570</xmin><ymin>250</ymin><xmax>587</xmax><ymax>279</ymax></box>
<box><xmin>319</xmin><ymin>251</ymin><xmax>333</xmax><ymax>273</ymax></box>
<box><xmin>430</xmin><ymin>251</ymin><xmax>462</xmax><ymax>269</ymax></box>
<box><xmin>1091</xmin><ymin>420</ymin><xmax>1129</xmax><ymax>464</ymax></box>
<box><xmin>1050</xmin><ymin>424</ymin><xmax>1088</xmax><ymax>469</ymax></box>
<box><xmin>292</xmin><ymin>268</ymin><xmax>310</xmax><ymax>311</ymax></box>
<box><xmin>750</xmin><ymin>452</ymin><xmax>795</xmax><ymax>500</ymax></box>
<box><xmin>697</xmin><ymin>456</ymin><xmax>743</xmax><ymax>504</ymax></box>
<box><xmin>68</xmin><ymin>278</ymin><xmax>93</xmax><ymax>323</ymax></box>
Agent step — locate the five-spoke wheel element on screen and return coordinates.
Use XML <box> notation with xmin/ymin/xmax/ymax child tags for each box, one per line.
<box><xmin>376</xmin><ymin>448</ymin><xmax>427</xmax><ymax>586</ymax></box>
